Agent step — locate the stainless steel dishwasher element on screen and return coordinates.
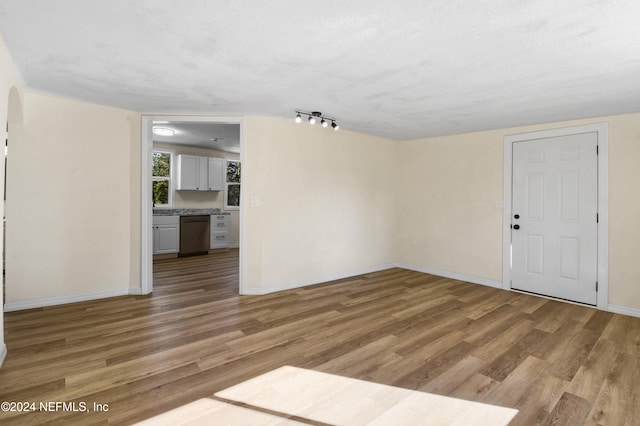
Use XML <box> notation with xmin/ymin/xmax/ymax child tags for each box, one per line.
<box><xmin>179</xmin><ymin>215</ymin><xmax>210</xmax><ymax>256</ymax></box>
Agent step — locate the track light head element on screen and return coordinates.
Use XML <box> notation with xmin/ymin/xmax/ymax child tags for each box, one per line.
<box><xmin>295</xmin><ymin>113</ymin><xmax>302</xmax><ymax>123</ymax></box>
<box><xmin>321</xmin><ymin>119</ymin><xmax>328</xmax><ymax>128</ymax></box>
<box><xmin>332</xmin><ymin>121</ymin><xmax>339</xmax><ymax>131</ymax></box>
<box><xmin>308</xmin><ymin>116</ymin><xmax>316</xmax><ymax>125</ymax></box>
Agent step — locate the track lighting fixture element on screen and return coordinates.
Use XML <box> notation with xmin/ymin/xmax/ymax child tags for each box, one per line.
<box><xmin>294</xmin><ymin>111</ymin><xmax>339</xmax><ymax>131</ymax></box>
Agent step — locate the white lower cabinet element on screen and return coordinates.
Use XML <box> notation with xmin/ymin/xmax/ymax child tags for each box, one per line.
<box><xmin>210</xmin><ymin>214</ymin><xmax>230</xmax><ymax>249</ymax></box>
<box><xmin>153</xmin><ymin>216</ymin><xmax>180</xmax><ymax>254</ymax></box>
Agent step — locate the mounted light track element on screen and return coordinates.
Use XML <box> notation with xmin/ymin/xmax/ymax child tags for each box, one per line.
<box><xmin>294</xmin><ymin>111</ymin><xmax>339</xmax><ymax>131</ymax></box>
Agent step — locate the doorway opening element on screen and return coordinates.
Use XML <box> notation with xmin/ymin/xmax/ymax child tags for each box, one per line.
<box><xmin>140</xmin><ymin>115</ymin><xmax>244</xmax><ymax>295</ymax></box>
<box><xmin>502</xmin><ymin>123</ymin><xmax>608</xmax><ymax>309</ymax></box>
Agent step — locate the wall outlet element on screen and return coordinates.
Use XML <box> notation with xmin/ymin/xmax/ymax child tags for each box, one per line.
<box><xmin>250</xmin><ymin>196</ymin><xmax>259</xmax><ymax>207</ymax></box>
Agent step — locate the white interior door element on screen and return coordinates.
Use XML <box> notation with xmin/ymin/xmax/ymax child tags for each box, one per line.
<box><xmin>511</xmin><ymin>132</ymin><xmax>598</xmax><ymax>305</ymax></box>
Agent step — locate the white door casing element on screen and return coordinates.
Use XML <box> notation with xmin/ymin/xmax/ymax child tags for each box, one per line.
<box><xmin>140</xmin><ymin>115</ymin><xmax>245</xmax><ymax>296</ymax></box>
<box><xmin>503</xmin><ymin>123</ymin><xmax>608</xmax><ymax>310</ymax></box>
<box><xmin>511</xmin><ymin>133</ymin><xmax>598</xmax><ymax>305</ymax></box>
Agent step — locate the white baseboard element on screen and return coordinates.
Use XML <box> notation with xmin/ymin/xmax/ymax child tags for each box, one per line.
<box><xmin>0</xmin><ymin>343</ymin><xmax>6</xmax><ymax>368</ymax></box>
<box><xmin>3</xmin><ymin>288</ymin><xmax>142</xmax><ymax>312</ymax></box>
<box><xmin>397</xmin><ymin>264</ymin><xmax>640</xmax><ymax>318</ymax></box>
<box><xmin>241</xmin><ymin>263</ymin><xmax>397</xmax><ymax>295</ymax></box>
<box><xmin>608</xmin><ymin>304</ymin><xmax>640</xmax><ymax>318</ymax></box>
<box><xmin>395</xmin><ymin>263</ymin><xmax>503</xmax><ymax>289</ymax></box>
<box><xmin>5</xmin><ymin>267</ymin><xmax>639</xmax><ymax>320</ymax></box>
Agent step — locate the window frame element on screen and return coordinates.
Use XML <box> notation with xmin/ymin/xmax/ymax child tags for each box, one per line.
<box><xmin>152</xmin><ymin>149</ymin><xmax>174</xmax><ymax>208</ymax></box>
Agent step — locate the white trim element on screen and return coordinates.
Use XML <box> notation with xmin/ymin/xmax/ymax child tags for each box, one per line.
<box><xmin>3</xmin><ymin>289</ymin><xmax>140</xmax><ymax>312</ymax></box>
<box><xmin>607</xmin><ymin>304</ymin><xmax>640</xmax><ymax>319</ymax></box>
<box><xmin>240</xmin><ymin>263</ymin><xmax>397</xmax><ymax>295</ymax></box>
<box><xmin>238</xmin><ymin>121</ymin><xmax>246</xmax><ymax>295</ymax></box>
<box><xmin>0</xmin><ymin>344</ymin><xmax>6</xmax><ymax>368</ymax></box>
<box><xmin>396</xmin><ymin>263</ymin><xmax>503</xmax><ymax>289</ymax></box>
<box><xmin>141</xmin><ymin>115</ymin><xmax>244</xmax><ymax>296</ymax></box>
<box><xmin>3</xmin><ymin>265</ymin><xmax>638</xmax><ymax>319</ymax></box>
<box><xmin>141</xmin><ymin>116</ymin><xmax>154</xmax><ymax>295</ymax></box>
<box><xmin>503</xmin><ymin>123</ymin><xmax>609</xmax><ymax>310</ymax></box>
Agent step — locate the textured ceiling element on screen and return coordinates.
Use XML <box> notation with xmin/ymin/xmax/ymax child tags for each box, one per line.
<box><xmin>152</xmin><ymin>121</ymin><xmax>240</xmax><ymax>153</ymax></box>
<box><xmin>0</xmin><ymin>0</ymin><xmax>639</xmax><ymax>140</ymax></box>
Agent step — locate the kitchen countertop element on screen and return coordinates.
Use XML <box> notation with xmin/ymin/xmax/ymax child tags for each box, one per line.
<box><xmin>153</xmin><ymin>208</ymin><xmax>229</xmax><ymax>216</ymax></box>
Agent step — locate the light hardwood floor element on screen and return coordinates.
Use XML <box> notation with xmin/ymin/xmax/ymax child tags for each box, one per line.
<box><xmin>1</xmin><ymin>249</ymin><xmax>639</xmax><ymax>425</ymax></box>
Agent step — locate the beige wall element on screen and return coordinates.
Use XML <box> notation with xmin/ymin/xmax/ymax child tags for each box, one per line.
<box><xmin>396</xmin><ymin>112</ymin><xmax>640</xmax><ymax>311</ymax></box>
<box><xmin>242</xmin><ymin>117</ymin><xmax>396</xmax><ymax>292</ymax></box>
<box><xmin>606</xmin><ymin>114</ymin><xmax>640</xmax><ymax>310</ymax></box>
<box><xmin>5</xmin><ymin>89</ymin><xmax>139</xmax><ymax>306</ymax></box>
<box><xmin>153</xmin><ymin>142</ymin><xmax>240</xmax><ymax>246</ymax></box>
<box><xmin>396</xmin><ymin>131</ymin><xmax>504</xmax><ymax>281</ymax></box>
<box><xmin>4</xmin><ymin>99</ymin><xmax>639</xmax><ymax>312</ymax></box>
<box><xmin>0</xmin><ymin>26</ymin><xmax>638</xmax><ymax>318</ymax></box>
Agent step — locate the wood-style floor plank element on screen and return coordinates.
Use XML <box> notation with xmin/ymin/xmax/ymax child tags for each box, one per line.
<box><xmin>1</xmin><ymin>249</ymin><xmax>639</xmax><ymax>425</ymax></box>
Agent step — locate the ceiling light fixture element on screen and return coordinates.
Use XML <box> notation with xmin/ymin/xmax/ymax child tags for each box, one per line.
<box><xmin>153</xmin><ymin>127</ymin><xmax>175</xmax><ymax>136</ymax></box>
<box><xmin>294</xmin><ymin>111</ymin><xmax>339</xmax><ymax>131</ymax></box>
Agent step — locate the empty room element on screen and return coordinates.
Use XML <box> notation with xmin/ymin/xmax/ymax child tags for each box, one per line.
<box><xmin>0</xmin><ymin>1</ymin><xmax>639</xmax><ymax>425</ymax></box>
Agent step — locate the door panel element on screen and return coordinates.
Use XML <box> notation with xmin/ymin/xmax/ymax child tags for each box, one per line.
<box><xmin>511</xmin><ymin>132</ymin><xmax>598</xmax><ymax>305</ymax></box>
<box><xmin>526</xmin><ymin>235</ymin><xmax>544</xmax><ymax>275</ymax></box>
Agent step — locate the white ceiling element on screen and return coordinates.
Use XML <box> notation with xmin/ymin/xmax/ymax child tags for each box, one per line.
<box><xmin>1</xmin><ymin>1</ymin><xmax>639</xmax><ymax>140</ymax></box>
<box><xmin>152</xmin><ymin>121</ymin><xmax>240</xmax><ymax>153</ymax></box>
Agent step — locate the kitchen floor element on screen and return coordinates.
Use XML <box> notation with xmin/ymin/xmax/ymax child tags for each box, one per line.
<box><xmin>153</xmin><ymin>249</ymin><xmax>239</xmax><ymax>300</ymax></box>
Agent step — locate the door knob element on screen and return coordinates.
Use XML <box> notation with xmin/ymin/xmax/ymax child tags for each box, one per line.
<box><xmin>513</xmin><ymin>224</ymin><xmax>520</xmax><ymax>230</ymax></box>
<box><xmin>514</xmin><ymin>214</ymin><xmax>520</xmax><ymax>219</ymax></box>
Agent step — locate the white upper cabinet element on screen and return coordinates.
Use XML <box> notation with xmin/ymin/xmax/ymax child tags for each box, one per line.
<box><xmin>176</xmin><ymin>155</ymin><xmax>223</xmax><ymax>191</ymax></box>
<box><xmin>207</xmin><ymin>157</ymin><xmax>224</xmax><ymax>191</ymax></box>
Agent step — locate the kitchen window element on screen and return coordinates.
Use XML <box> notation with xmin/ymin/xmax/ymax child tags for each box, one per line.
<box><xmin>152</xmin><ymin>150</ymin><xmax>173</xmax><ymax>207</ymax></box>
<box><xmin>225</xmin><ymin>159</ymin><xmax>240</xmax><ymax>210</ymax></box>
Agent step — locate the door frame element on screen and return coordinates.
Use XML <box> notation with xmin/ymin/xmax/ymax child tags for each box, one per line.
<box><xmin>502</xmin><ymin>123</ymin><xmax>608</xmax><ymax>309</ymax></box>
<box><xmin>140</xmin><ymin>115</ymin><xmax>245</xmax><ymax>295</ymax></box>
